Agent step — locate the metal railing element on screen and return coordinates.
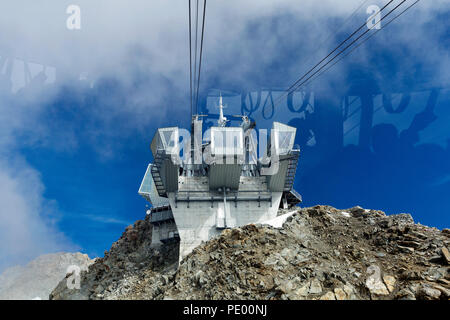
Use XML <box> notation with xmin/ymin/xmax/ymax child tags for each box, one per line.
<box><xmin>151</xmin><ymin>148</ymin><xmax>168</xmax><ymax>197</ymax></box>
<box><xmin>284</xmin><ymin>149</ymin><xmax>300</xmax><ymax>191</ymax></box>
<box><xmin>174</xmin><ymin>189</ymin><xmax>273</xmax><ymax>208</ymax></box>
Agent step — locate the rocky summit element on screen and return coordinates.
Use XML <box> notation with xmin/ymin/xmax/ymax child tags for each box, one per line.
<box><xmin>50</xmin><ymin>206</ymin><xmax>450</xmax><ymax>300</ymax></box>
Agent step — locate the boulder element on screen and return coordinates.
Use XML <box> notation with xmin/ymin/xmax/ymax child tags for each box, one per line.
<box><xmin>383</xmin><ymin>275</ymin><xmax>396</xmax><ymax>293</ymax></box>
<box><xmin>320</xmin><ymin>291</ymin><xmax>336</xmax><ymax>300</ymax></box>
<box><xmin>441</xmin><ymin>247</ymin><xmax>450</xmax><ymax>265</ymax></box>
<box><xmin>334</xmin><ymin>287</ymin><xmax>347</xmax><ymax>300</ymax></box>
<box><xmin>416</xmin><ymin>284</ymin><xmax>441</xmax><ymax>300</ymax></box>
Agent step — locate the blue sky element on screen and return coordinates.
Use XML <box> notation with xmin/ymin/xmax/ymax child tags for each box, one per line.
<box><xmin>0</xmin><ymin>0</ymin><xmax>449</xmax><ymax>271</ymax></box>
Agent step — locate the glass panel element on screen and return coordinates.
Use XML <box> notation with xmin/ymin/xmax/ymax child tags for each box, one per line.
<box><xmin>139</xmin><ymin>166</ymin><xmax>153</xmax><ymax>194</ymax></box>
<box><xmin>278</xmin><ymin>131</ymin><xmax>293</xmax><ymax>150</ymax></box>
<box><xmin>211</xmin><ymin>127</ymin><xmax>243</xmax><ymax>155</ymax></box>
<box><xmin>162</xmin><ymin>130</ymin><xmax>176</xmax><ymax>147</ymax></box>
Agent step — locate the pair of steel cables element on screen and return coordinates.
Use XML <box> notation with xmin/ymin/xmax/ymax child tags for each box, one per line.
<box><xmin>189</xmin><ymin>0</ymin><xmax>207</xmax><ymax>118</ymax></box>
<box><xmin>186</xmin><ymin>0</ymin><xmax>421</xmax><ymax>116</ymax></box>
<box><xmin>272</xmin><ymin>0</ymin><xmax>421</xmax><ymax>108</ymax></box>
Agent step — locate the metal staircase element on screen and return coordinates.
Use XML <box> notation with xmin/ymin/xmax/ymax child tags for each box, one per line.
<box><xmin>284</xmin><ymin>149</ymin><xmax>300</xmax><ymax>191</ymax></box>
<box><xmin>151</xmin><ymin>149</ymin><xmax>167</xmax><ymax>197</ymax></box>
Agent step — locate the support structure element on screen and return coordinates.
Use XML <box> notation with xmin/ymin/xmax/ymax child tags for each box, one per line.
<box><xmin>139</xmin><ymin>114</ymin><xmax>302</xmax><ymax>261</ymax></box>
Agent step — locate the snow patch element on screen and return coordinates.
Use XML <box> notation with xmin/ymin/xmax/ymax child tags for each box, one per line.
<box><xmin>340</xmin><ymin>211</ymin><xmax>351</xmax><ymax>218</ymax></box>
<box><xmin>261</xmin><ymin>210</ymin><xmax>297</xmax><ymax>228</ymax></box>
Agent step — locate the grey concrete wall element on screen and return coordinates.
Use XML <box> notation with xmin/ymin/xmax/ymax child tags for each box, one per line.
<box><xmin>168</xmin><ymin>191</ymin><xmax>282</xmax><ymax>260</ymax></box>
<box><xmin>151</xmin><ymin>224</ymin><xmax>163</xmax><ymax>245</ymax></box>
<box><xmin>150</xmin><ymin>220</ymin><xmax>178</xmax><ymax>246</ymax></box>
<box><xmin>266</xmin><ymin>157</ymin><xmax>289</xmax><ymax>191</ymax></box>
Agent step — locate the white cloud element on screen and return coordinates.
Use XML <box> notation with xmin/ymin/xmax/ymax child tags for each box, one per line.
<box><xmin>0</xmin><ymin>0</ymin><xmax>448</xmax><ymax>270</ymax></box>
<box><xmin>0</xmin><ymin>157</ymin><xmax>77</xmax><ymax>271</ymax></box>
<box><xmin>79</xmin><ymin>213</ymin><xmax>132</xmax><ymax>226</ymax></box>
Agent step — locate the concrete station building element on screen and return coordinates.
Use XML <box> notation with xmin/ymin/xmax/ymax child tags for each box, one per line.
<box><xmin>139</xmin><ymin>98</ymin><xmax>301</xmax><ymax>260</ymax></box>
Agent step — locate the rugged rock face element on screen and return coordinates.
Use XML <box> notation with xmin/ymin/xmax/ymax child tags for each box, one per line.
<box><xmin>0</xmin><ymin>252</ymin><xmax>93</xmax><ymax>300</ymax></box>
<box><xmin>50</xmin><ymin>215</ymin><xmax>179</xmax><ymax>300</ymax></box>
<box><xmin>51</xmin><ymin>206</ymin><xmax>450</xmax><ymax>300</ymax></box>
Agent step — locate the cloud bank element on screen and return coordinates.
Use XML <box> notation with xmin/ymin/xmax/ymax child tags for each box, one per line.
<box><xmin>0</xmin><ymin>0</ymin><xmax>448</xmax><ymax>270</ymax></box>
